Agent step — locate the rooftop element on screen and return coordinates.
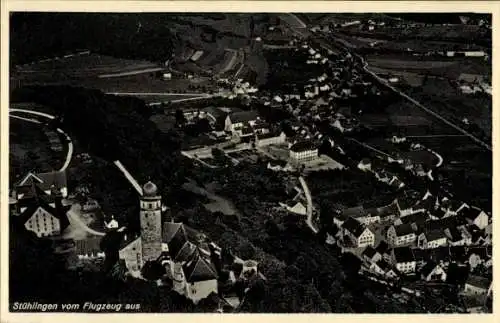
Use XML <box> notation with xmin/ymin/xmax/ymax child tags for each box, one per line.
<box><xmin>229</xmin><ymin>110</ymin><xmax>259</xmax><ymax>124</ymax></box>
<box><xmin>394</xmin><ymin>223</ymin><xmax>416</xmax><ymax>237</ymax></box>
<box><xmin>290</xmin><ymin>140</ymin><xmax>317</xmax><ymax>153</ymax></box>
<box><xmin>393</xmin><ymin>247</ymin><xmax>414</xmax><ymax>263</ymax></box>
<box><xmin>466</xmin><ymin>275</ymin><xmax>491</xmax><ymax>290</ymax></box>
<box><xmin>342</xmin><ymin>217</ymin><xmax>367</xmax><ymax>238</ymax></box>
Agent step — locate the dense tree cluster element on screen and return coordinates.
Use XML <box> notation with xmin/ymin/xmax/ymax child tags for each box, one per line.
<box><xmin>10</xmin><ymin>13</ymin><xmax>177</xmax><ymax>65</ymax></box>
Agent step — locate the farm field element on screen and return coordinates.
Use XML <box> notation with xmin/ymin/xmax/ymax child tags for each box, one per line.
<box><xmin>14</xmin><ymin>64</ymin><xmax>217</xmax><ymax>96</ymax></box>
<box><xmin>14</xmin><ymin>53</ymin><xmax>160</xmax><ymax>79</ymax></box>
<box><xmin>365</xmin><ymin>55</ymin><xmax>491</xmax><ymax>79</ymax></box>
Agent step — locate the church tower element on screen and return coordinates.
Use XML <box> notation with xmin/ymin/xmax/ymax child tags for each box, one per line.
<box><xmin>140</xmin><ymin>181</ymin><xmax>162</xmax><ymax>263</ymax></box>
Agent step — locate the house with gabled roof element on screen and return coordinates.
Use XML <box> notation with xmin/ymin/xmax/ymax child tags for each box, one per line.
<box><xmin>420</xmin><ymin>261</ymin><xmax>447</xmax><ymax>281</ymax></box>
<box><xmin>445</xmin><ymin>227</ymin><xmax>472</xmax><ymax>246</ymax></box>
<box><xmin>462</xmin><ymin>207</ymin><xmax>489</xmax><ymax>230</ymax></box>
<box><xmin>464</xmin><ymin>275</ymin><xmax>491</xmax><ymax>296</ymax></box>
<box><xmin>224</xmin><ymin>110</ymin><xmax>260</xmax><ymax>133</ymax></box>
<box><xmin>394</xmin><ymin>195</ymin><xmax>422</xmax><ymax>217</ymax></box>
<box><xmin>362</xmin><ymin>245</ymin><xmax>381</xmax><ymax>264</ymax></box>
<box><xmin>178</xmin><ymin>251</ymin><xmax>219</xmax><ymax>304</ymax></box>
<box><xmin>16</xmin><ymin>186</ymin><xmax>70</xmax><ymax>238</ymax></box>
<box><xmin>393</xmin><ymin>210</ymin><xmax>428</xmax><ymax>226</ymax></box>
<box><xmin>17</xmin><ymin>170</ymin><xmax>68</xmax><ymax>198</ymax></box>
<box><xmin>340</xmin><ymin>205</ymin><xmax>380</xmax><ymax>226</ymax></box>
<box><xmin>342</xmin><ymin>217</ymin><xmax>375</xmax><ymax>248</ymax></box>
<box><xmin>255</xmin><ymin>131</ymin><xmax>287</xmax><ymax>147</ymax></box>
<box><xmin>390</xmin><ymin>247</ymin><xmax>416</xmax><ymax>274</ymax></box>
<box><xmin>418</xmin><ymin>228</ymin><xmax>448</xmax><ymax>249</ymax></box>
<box><xmin>387</xmin><ymin>223</ymin><xmax>418</xmax><ymax>247</ymax></box>
<box><xmin>440</xmin><ymin>199</ymin><xmax>470</xmax><ymax>217</ymax></box>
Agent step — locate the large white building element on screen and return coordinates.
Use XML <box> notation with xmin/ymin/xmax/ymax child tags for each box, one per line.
<box><xmin>289</xmin><ymin>141</ymin><xmax>318</xmax><ymax>162</ymax></box>
<box><xmin>16</xmin><ymin>186</ymin><xmax>69</xmax><ymax>238</ymax></box>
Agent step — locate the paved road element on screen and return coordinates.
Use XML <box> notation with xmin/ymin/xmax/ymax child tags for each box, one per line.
<box><xmin>9</xmin><ymin>108</ymin><xmax>73</xmax><ymax>172</ymax></box>
<box><xmin>98</xmin><ymin>67</ymin><xmax>164</xmax><ymax>78</ymax></box>
<box><xmin>299</xmin><ymin>176</ymin><xmax>318</xmax><ymax>234</ymax></box>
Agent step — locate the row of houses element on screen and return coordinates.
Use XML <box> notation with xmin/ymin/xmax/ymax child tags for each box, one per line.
<box><xmin>336</xmin><ymin>189</ymin><xmax>491</xmax><ymax>250</ymax></box>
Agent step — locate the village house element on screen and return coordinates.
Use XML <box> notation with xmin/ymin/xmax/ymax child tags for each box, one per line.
<box><xmin>224</xmin><ymin>110</ymin><xmax>260</xmax><ymax>134</ymax></box>
<box><xmin>463</xmin><ymin>275</ymin><xmax>492</xmax><ymax>296</ymax></box>
<box><xmin>289</xmin><ymin>140</ymin><xmax>318</xmax><ymax>163</ymax></box>
<box><xmin>16</xmin><ymin>186</ymin><xmax>70</xmax><ymax>238</ymax></box>
<box><xmin>394</xmin><ymin>195</ymin><xmax>423</xmax><ymax>217</ymax></box>
<box><xmin>391</xmin><ymin>247</ymin><xmax>416</xmax><ymax>274</ymax></box>
<box><xmin>445</xmin><ymin>227</ymin><xmax>472</xmax><ymax>246</ymax></box>
<box><xmin>462</xmin><ymin>207</ymin><xmax>489</xmax><ymax>230</ymax></box>
<box><xmin>394</xmin><ymin>210</ymin><xmax>428</xmax><ymax>226</ymax></box>
<box><xmin>418</xmin><ymin>228</ymin><xmax>449</xmax><ymax>249</ymax></box>
<box><xmin>16</xmin><ymin>170</ymin><xmax>68</xmax><ymax>198</ymax></box>
<box><xmin>387</xmin><ymin>223</ymin><xmax>418</xmax><ymax>247</ymax></box>
<box><xmin>255</xmin><ymin>131</ymin><xmax>287</xmax><ymax>147</ymax></box>
<box><xmin>369</xmin><ymin>259</ymin><xmax>388</xmax><ymax>276</ymax></box>
<box><xmin>362</xmin><ymin>245</ymin><xmax>382</xmax><ymax>264</ymax></box>
<box><xmin>420</xmin><ymin>261</ymin><xmax>447</xmax><ymax>282</ymax></box>
<box><xmin>440</xmin><ymin>199</ymin><xmax>470</xmax><ymax>217</ymax></box>
<box><xmin>339</xmin><ymin>205</ymin><xmax>380</xmax><ymax>226</ymax></box>
<box><xmin>341</xmin><ymin>217</ymin><xmax>375</xmax><ymax>248</ymax></box>
<box><xmin>375</xmin><ymin>260</ymin><xmax>400</xmax><ymax>280</ymax></box>
<box><xmin>171</xmin><ymin>252</ymin><xmax>219</xmax><ymax>304</ymax></box>
<box><xmin>376</xmin><ymin>203</ymin><xmax>400</xmax><ymax>222</ymax></box>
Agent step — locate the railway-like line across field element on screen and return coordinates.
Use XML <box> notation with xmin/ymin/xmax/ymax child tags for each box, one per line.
<box><xmin>365</xmin><ymin>68</ymin><xmax>492</xmax><ymax>151</ymax></box>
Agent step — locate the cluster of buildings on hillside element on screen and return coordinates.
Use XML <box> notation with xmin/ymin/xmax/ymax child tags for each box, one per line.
<box><xmin>10</xmin><ymin>170</ymin><xmax>70</xmax><ymax>238</ymax></box>
<box><xmin>330</xmin><ymin>187</ymin><xmax>492</xmax><ymax>312</ymax></box>
<box><xmin>181</xmin><ymin>104</ymin><xmax>323</xmax><ymax>167</ymax></box>
<box><xmin>9</xmin><ymin>171</ymin><xmax>263</xmax><ymax>311</ymax></box>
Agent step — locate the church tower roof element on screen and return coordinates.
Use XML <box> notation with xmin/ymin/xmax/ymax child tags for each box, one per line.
<box><xmin>143</xmin><ymin>181</ymin><xmax>158</xmax><ymax>197</ymax></box>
